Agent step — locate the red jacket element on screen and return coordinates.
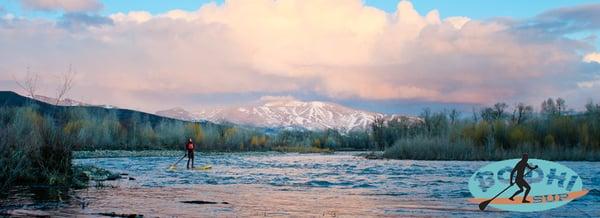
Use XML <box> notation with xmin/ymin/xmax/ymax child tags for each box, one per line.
<box><xmin>186</xmin><ymin>142</ymin><xmax>194</xmax><ymax>151</ymax></box>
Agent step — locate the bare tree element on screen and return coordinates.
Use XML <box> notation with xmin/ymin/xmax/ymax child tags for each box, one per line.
<box><xmin>512</xmin><ymin>103</ymin><xmax>533</xmax><ymax>125</ymax></box>
<box><xmin>480</xmin><ymin>107</ymin><xmax>495</xmax><ymax>122</ymax></box>
<box><xmin>13</xmin><ymin>66</ymin><xmax>40</xmax><ymax>98</ymax></box>
<box><xmin>541</xmin><ymin>98</ymin><xmax>566</xmax><ymax>117</ymax></box>
<box><xmin>472</xmin><ymin>107</ymin><xmax>480</xmax><ymax>122</ymax></box>
<box><xmin>55</xmin><ymin>65</ymin><xmax>77</xmax><ymax>105</ymax></box>
<box><xmin>493</xmin><ymin>102</ymin><xmax>508</xmax><ymax>120</ymax></box>
<box><xmin>556</xmin><ymin>98</ymin><xmax>566</xmax><ymax>116</ymax></box>
<box><xmin>541</xmin><ymin>98</ymin><xmax>557</xmax><ymax>116</ymax></box>
<box><xmin>448</xmin><ymin>109</ymin><xmax>461</xmax><ymax>125</ymax></box>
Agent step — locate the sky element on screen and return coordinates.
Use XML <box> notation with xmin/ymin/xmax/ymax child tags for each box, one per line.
<box><xmin>1</xmin><ymin>0</ymin><xmax>600</xmax><ymax>115</ymax></box>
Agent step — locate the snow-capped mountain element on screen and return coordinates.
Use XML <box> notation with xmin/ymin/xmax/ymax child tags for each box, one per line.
<box><xmin>156</xmin><ymin>107</ymin><xmax>198</xmax><ymax>121</ymax></box>
<box><xmin>156</xmin><ymin>99</ymin><xmax>417</xmax><ymax>132</ymax></box>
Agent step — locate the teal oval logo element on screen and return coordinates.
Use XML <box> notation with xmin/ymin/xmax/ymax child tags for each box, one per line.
<box><xmin>468</xmin><ymin>158</ymin><xmax>587</xmax><ymax>212</ymax></box>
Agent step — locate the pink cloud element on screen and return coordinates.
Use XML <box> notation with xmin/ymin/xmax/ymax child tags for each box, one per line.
<box><xmin>1</xmin><ymin>0</ymin><xmax>598</xmax><ymax>111</ymax></box>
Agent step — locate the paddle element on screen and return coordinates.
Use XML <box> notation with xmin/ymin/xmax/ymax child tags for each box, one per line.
<box><xmin>168</xmin><ymin>154</ymin><xmax>187</xmax><ymax>169</ymax></box>
<box><xmin>478</xmin><ymin>168</ymin><xmax>535</xmax><ymax>211</ymax></box>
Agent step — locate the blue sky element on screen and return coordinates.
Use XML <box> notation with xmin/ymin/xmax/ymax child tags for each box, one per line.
<box><xmin>366</xmin><ymin>0</ymin><xmax>600</xmax><ymax>19</ymax></box>
<box><xmin>3</xmin><ymin>0</ymin><xmax>600</xmax><ymax>20</ymax></box>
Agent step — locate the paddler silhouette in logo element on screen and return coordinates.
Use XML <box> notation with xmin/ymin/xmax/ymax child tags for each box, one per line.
<box><xmin>509</xmin><ymin>153</ymin><xmax>538</xmax><ymax>203</ymax></box>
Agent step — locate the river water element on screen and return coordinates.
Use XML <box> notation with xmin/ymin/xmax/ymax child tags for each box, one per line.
<box><xmin>2</xmin><ymin>152</ymin><xmax>599</xmax><ymax>217</ymax></box>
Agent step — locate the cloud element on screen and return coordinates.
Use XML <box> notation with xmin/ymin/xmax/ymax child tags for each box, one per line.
<box><xmin>444</xmin><ymin>16</ymin><xmax>470</xmax><ymax>29</ymax></box>
<box><xmin>1</xmin><ymin>13</ymin><xmax>15</xmax><ymax>22</ymax></box>
<box><xmin>20</xmin><ymin>0</ymin><xmax>102</xmax><ymax>12</ymax></box>
<box><xmin>578</xmin><ymin>77</ymin><xmax>600</xmax><ymax>88</ymax></box>
<box><xmin>259</xmin><ymin>95</ymin><xmax>298</xmax><ymax>102</ymax></box>
<box><xmin>583</xmin><ymin>52</ymin><xmax>600</xmax><ymax>63</ymax></box>
<box><xmin>520</xmin><ymin>3</ymin><xmax>600</xmax><ymax>34</ymax></box>
<box><xmin>1</xmin><ymin>0</ymin><xmax>599</xmax><ymax>112</ymax></box>
<box><xmin>579</xmin><ymin>53</ymin><xmax>600</xmax><ymax>90</ymax></box>
<box><xmin>58</xmin><ymin>13</ymin><xmax>113</xmax><ymax>30</ymax></box>
<box><xmin>110</xmin><ymin>11</ymin><xmax>152</xmax><ymax>23</ymax></box>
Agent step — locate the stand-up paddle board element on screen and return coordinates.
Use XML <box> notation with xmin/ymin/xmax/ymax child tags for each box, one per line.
<box><xmin>192</xmin><ymin>165</ymin><xmax>212</xmax><ymax>171</ymax></box>
<box><xmin>469</xmin><ymin>189</ymin><xmax>588</xmax><ymax>205</ymax></box>
<box><xmin>167</xmin><ymin>165</ymin><xmax>212</xmax><ymax>171</ymax></box>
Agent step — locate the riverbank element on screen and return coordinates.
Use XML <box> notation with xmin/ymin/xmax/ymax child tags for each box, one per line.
<box><xmin>74</xmin><ymin>147</ymin><xmax>600</xmax><ymax>161</ymax></box>
<box><xmin>381</xmin><ymin>137</ymin><xmax>600</xmax><ymax>161</ymax></box>
<box><xmin>0</xmin><ymin>165</ymin><xmax>127</xmax><ymax>217</ymax></box>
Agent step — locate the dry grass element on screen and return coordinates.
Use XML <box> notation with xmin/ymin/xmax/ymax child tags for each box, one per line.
<box><xmin>383</xmin><ymin>136</ymin><xmax>600</xmax><ymax>161</ymax></box>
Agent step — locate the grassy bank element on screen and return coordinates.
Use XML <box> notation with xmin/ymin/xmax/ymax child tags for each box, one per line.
<box><xmin>0</xmin><ymin>107</ymin><xmax>72</xmax><ymax>192</ymax></box>
<box><xmin>383</xmin><ymin>137</ymin><xmax>600</xmax><ymax>161</ymax></box>
<box><xmin>0</xmin><ymin>106</ymin><xmax>123</xmax><ymax>192</ymax></box>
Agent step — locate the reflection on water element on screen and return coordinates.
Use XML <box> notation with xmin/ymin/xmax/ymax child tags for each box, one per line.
<box><xmin>2</xmin><ymin>152</ymin><xmax>600</xmax><ymax>217</ymax></box>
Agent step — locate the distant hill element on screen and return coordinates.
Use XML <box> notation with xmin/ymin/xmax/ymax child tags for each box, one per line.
<box><xmin>32</xmin><ymin>95</ymin><xmax>90</xmax><ymax>107</ymax></box>
<box><xmin>32</xmin><ymin>94</ymin><xmax>119</xmax><ymax>109</ymax></box>
<box><xmin>0</xmin><ymin>91</ymin><xmax>183</xmax><ymax>126</ymax></box>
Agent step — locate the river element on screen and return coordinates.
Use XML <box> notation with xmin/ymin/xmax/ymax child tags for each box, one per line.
<box><xmin>2</xmin><ymin>152</ymin><xmax>599</xmax><ymax>217</ymax></box>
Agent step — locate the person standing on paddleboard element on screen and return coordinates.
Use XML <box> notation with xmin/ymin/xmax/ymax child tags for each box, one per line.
<box><xmin>185</xmin><ymin>138</ymin><xmax>195</xmax><ymax>169</ymax></box>
<box><xmin>508</xmin><ymin>153</ymin><xmax>538</xmax><ymax>203</ymax></box>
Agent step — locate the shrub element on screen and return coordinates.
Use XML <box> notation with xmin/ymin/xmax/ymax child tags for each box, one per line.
<box><xmin>0</xmin><ymin>107</ymin><xmax>72</xmax><ymax>191</ymax></box>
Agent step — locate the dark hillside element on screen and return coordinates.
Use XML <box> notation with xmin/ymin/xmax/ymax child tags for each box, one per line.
<box><xmin>0</xmin><ymin>91</ymin><xmax>183</xmax><ymax>126</ymax></box>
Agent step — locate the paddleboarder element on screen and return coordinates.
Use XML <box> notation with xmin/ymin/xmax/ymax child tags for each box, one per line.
<box><xmin>185</xmin><ymin>138</ymin><xmax>195</xmax><ymax>169</ymax></box>
<box><xmin>508</xmin><ymin>153</ymin><xmax>538</xmax><ymax>203</ymax></box>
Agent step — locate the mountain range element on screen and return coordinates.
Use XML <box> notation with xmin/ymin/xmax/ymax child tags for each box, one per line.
<box><xmin>14</xmin><ymin>93</ymin><xmax>416</xmax><ymax>132</ymax></box>
<box><xmin>156</xmin><ymin>98</ymin><xmax>417</xmax><ymax>132</ymax></box>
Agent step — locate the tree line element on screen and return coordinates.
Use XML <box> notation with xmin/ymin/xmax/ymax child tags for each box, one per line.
<box><xmin>376</xmin><ymin>98</ymin><xmax>600</xmax><ymax>160</ymax></box>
